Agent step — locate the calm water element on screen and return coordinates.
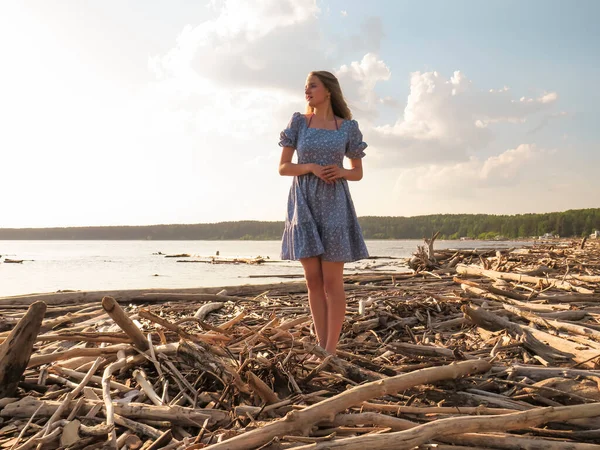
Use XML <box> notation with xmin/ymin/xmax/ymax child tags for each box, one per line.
<box><xmin>0</xmin><ymin>240</ymin><xmax>529</xmax><ymax>297</ymax></box>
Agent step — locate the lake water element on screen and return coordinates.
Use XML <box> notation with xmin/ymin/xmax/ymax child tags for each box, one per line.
<box><xmin>0</xmin><ymin>240</ymin><xmax>529</xmax><ymax>297</ymax></box>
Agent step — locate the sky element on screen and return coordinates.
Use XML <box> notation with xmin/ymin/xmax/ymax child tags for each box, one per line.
<box><xmin>0</xmin><ymin>0</ymin><xmax>598</xmax><ymax>228</ymax></box>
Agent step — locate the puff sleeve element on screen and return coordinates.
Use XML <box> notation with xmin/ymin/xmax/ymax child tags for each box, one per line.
<box><xmin>345</xmin><ymin>120</ymin><xmax>367</xmax><ymax>159</ymax></box>
<box><xmin>279</xmin><ymin>112</ymin><xmax>302</xmax><ymax>149</ymax></box>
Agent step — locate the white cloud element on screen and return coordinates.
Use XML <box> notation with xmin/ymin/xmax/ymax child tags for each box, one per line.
<box><xmin>336</xmin><ymin>53</ymin><xmax>391</xmax><ymax>116</ymax></box>
<box><xmin>368</xmin><ymin>71</ymin><xmax>558</xmax><ymax>166</ymax></box>
<box><xmin>151</xmin><ymin>0</ymin><xmax>325</xmax><ymax>92</ymax></box>
<box><xmin>341</xmin><ymin>10</ymin><xmax>347</xmax><ymax>17</ymax></box>
<box><xmin>395</xmin><ymin>144</ymin><xmax>543</xmax><ymax>194</ymax></box>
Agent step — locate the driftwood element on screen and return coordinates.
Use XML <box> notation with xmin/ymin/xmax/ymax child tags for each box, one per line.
<box><xmin>203</xmin><ymin>360</ymin><xmax>490</xmax><ymax>450</ymax></box>
<box><xmin>101</xmin><ymin>296</ymin><xmax>148</xmax><ymax>351</ymax></box>
<box><xmin>462</xmin><ymin>304</ymin><xmax>600</xmax><ymax>367</ymax></box>
<box><xmin>457</xmin><ymin>264</ymin><xmax>594</xmax><ymax>294</ymax></box>
<box><xmin>0</xmin><ymin>301</ymin><xmax>46</xmax><ymax>397</ymax></box>
<box><xmin>0</xmin><ymin>239</ymin><xmax>598</xmax><ymax>448</ymax></box>
<box><xmin>292</xmin><ymin>403</ymin><xmax>600</xmax><ymax>450</ymax></box>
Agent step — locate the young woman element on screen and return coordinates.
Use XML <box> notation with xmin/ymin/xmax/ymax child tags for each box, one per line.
<box><xmin>278</xmin><ymin>70</ymin><xmax>369</xmax><ymax>355</ymax></box>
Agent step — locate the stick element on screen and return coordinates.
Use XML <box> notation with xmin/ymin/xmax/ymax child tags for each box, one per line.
<box><xmin>193</xmin><ymin>302</ymin><xmax>224</xmax><ymax>321</ymax></box>
<box><xmin>102</xmin><ymin>350</ymin><xmax>128</xmax><ymax>447</ymax></box>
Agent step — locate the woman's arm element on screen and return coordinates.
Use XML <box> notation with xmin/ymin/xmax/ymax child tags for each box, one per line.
<box><xmin>279</xmin><ymin>147</ymin><xmax>332</xmax><ymax>183</ymax></box>
<box><xmin>323</xmin><ymin>158</ymin><xmax>363</xmax><ymax>182</ymax></box>
<box><xmin>278</xmin><ymin>147</ymin><xmax>315</xmax><ymax>176</ymax></box>
<box><xmin>343</xmin><ymin>158</ymin><xmax>363</xmax><ymax>181</ymax></box>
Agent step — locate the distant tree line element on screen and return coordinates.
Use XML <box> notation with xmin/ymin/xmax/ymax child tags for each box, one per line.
<box><xmin>0</xmin><ymin>209</ymin><xmax>598</xmax><ymax>240</ymax></box>
<box><xmin>359</xmin><ymin>208</ymin><xmax>600</xmax><ymax>240</ymax></box>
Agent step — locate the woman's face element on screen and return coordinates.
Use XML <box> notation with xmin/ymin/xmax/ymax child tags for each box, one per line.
<box><xmin>305</xmin><ymin>75</ymin><xmax>329</xmax><ymax>108</ymax></box>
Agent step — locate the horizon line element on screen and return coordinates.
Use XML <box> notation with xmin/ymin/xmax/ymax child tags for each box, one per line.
<box><xmin>1</xmin><ymin>208</ymin><xmax>597</xmax><ymax>230</ymax></box>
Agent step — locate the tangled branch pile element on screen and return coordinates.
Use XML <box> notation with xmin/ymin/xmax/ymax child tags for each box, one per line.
<box><xmin>0</xmin><ymin>239</ymin><xmax>599</xmax><ymax>449</ymax></box>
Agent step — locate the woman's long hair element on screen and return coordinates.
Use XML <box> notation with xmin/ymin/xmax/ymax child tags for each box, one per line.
<box><xmin>305</xmin><ymin>71</ymin><xmax>352</xmax><ymax>120</ymax></box>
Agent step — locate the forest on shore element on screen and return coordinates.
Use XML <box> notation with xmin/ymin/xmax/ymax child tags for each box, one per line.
<box><xmin>0</xmin><ymin>209</ymin><xmax>598</xmax><ymax>240</ymax></box>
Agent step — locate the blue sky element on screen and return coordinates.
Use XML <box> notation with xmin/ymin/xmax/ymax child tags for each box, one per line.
<box><xmin>0</xmin><ymin>0</ymin><xmax>598</xmax><ymax>227</ymax></box>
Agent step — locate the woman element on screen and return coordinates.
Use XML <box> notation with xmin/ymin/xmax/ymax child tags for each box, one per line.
<box><xmin>278</xmin><ymin>70</ymin><xmax>369</xmax><ymax>355</ymax></box>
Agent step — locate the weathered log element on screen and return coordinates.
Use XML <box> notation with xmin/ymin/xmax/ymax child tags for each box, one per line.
<box><xmin>27</xmin><ymin>344</ymin><xmax>131</xmax><ymax>368</ymax></box>
<box><xmin>0</xmin><ymin>396</ymin><xmax>229</xmax><ymax>426</ymax></box>
<box><xmin>502</xmin><ymin>304</ymin><xmax>600</xmax><ymax>341</ymax></box>
<box><xmin>457</xmin><ymin>264</ymin><xmax>594</xmax><ymax>294</ymax></box>
<box><xmin>133</xmin><ymin>293</ymin><xmax>250</xmax><ymax>303</ymax></box>
<box><xmin>441</xmin><ymin>432</ymin><xmax>600</xmax><ymax>450</ymax></box>
<box><xmin>0</xmin><ymin>301</ymin><xmax>46</xmax><ymax>397</ymax></box>
<box><xmin>326</xmin><ymin>415</ymin><xmax>600</xmax><ymax>450</ymax></box>
<box><xmin>101</xmin><ymin>296</ymin><xmax>148</xmax><ymax>352</ymax></box>
<box><xmin>459</xmin><ymin>283</ymin><xmax>570</xmax><ymax>312</ymax></box>
<box><xmin>360</xmin><ymin>402</ymin><xmax>516</xmax><ymax>415</ymax></box>
<box><xmin>462</xmin><ymin>304</ymin><xmax>600</xmax><ymax>367</ymax></box>
<box><xmin>500</xmin><ymin>364</ymin><xmax>600</xmax><ymax>380</ymax></box>
<box><xmin>0</xmin><ymin>282</ymin><xmax>310</xmax><ymax>307</ymax></box>
<box><xmin>202</xmin><ymin>360</ymin><xmax>491</xmax><ymax>450</ymax></box>
<box><xmin>291</xmin><ymin>402</ymin><xmax>600</xmax><ymax>450</ymax></box>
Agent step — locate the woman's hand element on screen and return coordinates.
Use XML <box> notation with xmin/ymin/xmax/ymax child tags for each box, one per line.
<box><xmin>311</xmin><ymin>164</ymin><xmax>334</xmax><ymax>184</ymax></box>
<box><xmin>322</xmin><ymin>165</ymin><xmax>346</xmax><ymax>182</ymax></box>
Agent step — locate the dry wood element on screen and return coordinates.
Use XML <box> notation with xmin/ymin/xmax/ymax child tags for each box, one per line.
<box><xmin>291</xmin><ymin>402</ymin><xmax>600</xmax><ymax>450</ymax></box>
<box><xmin>1</xmin><ymin>240</ymin><xmax>600</xmax><ymax>449</ymax></box>
<box><xmin>360</xmin><ymin>402</ymin><xmax>516</xmax><ymax>415</ymax></box>
<box><xmin>137</xmin><ymin>308</ymin><xmax>229</xmax><ymax>345</ymax></box>
<box><xmin>502</xmin><ymin>303</ymin><xmax>600</xmax><ymax>341</ymax></box>
<box><xmin>247</xmin><ymin>371</ymin><xmax>280</xmax><ymax>404</ymax></box>
<box><xmin>463</xmin><ymin>304</ymin><xmax>600</xmax><ymax>367</ymax></box>
<box><xmin>102</xmin><ymin>296</ymin><xmax>149</xmax><ymax>351</ymax></box>
<box><xmin>193</xmin><ymin>302</ymin><xmax>224</xmax><ymax>321</ymax></box>
<box><xmin>27</xmin><ymin>343</ymin><xmax>131</xmax><ymax>368</ymax></box>
<box><xmin>202</xmin><ymin>360</ymin><xmax>490</xmax><ymax>450</ymax></box>
<box><xmin>441</xmin><ymin>433</ymin><xmax>600</xmax><ymax>449</ymax></box>
<box><xmin>0</xmin><ymin>282</ymin><xmax>310</xmax><ymax>307</ymax></box>
<box><xmin>177</xmin><ymin>339</ymin><xmax>249</xmax><ymax>394</ymax></box>
<box><xmin>303</xmin><ymin>341</ymin><xmax>385</xmax><ymax>383</ymax></box>
<box><xmin>0</xmin><ymin>301</ymin><xmax>46</xmax><ymax>397</ymax></box>
<box><xmin>457</xmin><ymin>264</ymin><xmax>594</xmax><ymax>294</ymax></box>
<box><xmin>0</xmin><ymin>396</ymin><xmax>229</xmax><ymax>425</ymax></box>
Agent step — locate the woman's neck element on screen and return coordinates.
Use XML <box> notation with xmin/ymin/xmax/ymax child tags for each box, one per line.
<box><xmin>312</xmin><ymin>103</ymin><xmax>334</xmax><ymax>121</ymax></box>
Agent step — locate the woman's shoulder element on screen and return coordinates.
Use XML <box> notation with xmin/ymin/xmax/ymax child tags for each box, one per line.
<box><xmin>341</xmin><ymin>117</ymin><xmax>359</xmax><ymax>128</ymax></box>
<box><xmin>289</xmin><ymin>112</ymin><xmax>307</xmax><ymax>126</ymax></box>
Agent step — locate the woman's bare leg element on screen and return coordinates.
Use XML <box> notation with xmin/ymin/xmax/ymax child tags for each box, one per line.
<box><xmin>300</xmin><ymin>256</ymin><xmax>328</xmax><ymax>349</ymax></box>
<box><xmin>321</xmin><ymin>260</ymin><xmax>346</xmax><ymax>354</ymax></box>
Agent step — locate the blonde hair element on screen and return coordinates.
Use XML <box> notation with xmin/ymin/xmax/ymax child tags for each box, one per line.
<box><xmin>305</xmin><ymin>71</ymin><xmax>352</xmax><ymax>120</ymax></box>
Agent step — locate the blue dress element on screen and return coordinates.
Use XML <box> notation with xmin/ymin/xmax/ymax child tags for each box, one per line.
<box><xmin>279</xmin><ymin>112</ymin><xmax>369</xmax><ymax>262</ymax></box>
